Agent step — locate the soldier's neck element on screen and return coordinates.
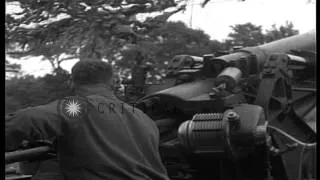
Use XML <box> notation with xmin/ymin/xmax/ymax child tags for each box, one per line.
<box><xmin>74</xmin><ymin>84</ymin><xmax>115</xmax><ymax>98</ymax></box>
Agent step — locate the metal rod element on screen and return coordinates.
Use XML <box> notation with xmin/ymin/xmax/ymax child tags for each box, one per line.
<box><xmin>5</xmin><ymin>146</ymin><xmax>51</xmax><ymax>164</ymax></box>
<box><xmin>292</xmin><ymin>87</ymin><xmax>316</xmax><ymax>92</ymax></box>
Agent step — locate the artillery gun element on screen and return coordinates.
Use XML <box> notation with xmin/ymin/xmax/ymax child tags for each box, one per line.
<box><xmin>5</xmin><ymin>30</ymin><xmax>316</xmax><ymax>180</ymax></box>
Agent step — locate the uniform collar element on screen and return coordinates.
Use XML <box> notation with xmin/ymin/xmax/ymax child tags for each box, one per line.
<box><xmin>75</xmin><ymin>85</ymin><xmax>118</xmax><ymax>100</ymax></box>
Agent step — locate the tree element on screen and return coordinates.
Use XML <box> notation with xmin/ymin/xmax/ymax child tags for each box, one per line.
<box><xmin>5</xmin><ymin>73</ymin><xmax>71</xmax><ymax>114</ymax></box>
<box><xmin>6</xmin><ymin>75</ymin><xmax>43</xmax><ymax>114</ymax></box>
<box><xmin>264</xmin><ymin>21</ymin><xmax>299</xmax><ymax>43</ymax></box>
<box><xmin>226</xmin><ymin>22</ymin><xmax>265</xmax><ymax>48</ymax></box>
<box><xmin>225</xmin><ymin>22</ymin><xmax>300</xmax><ymax>50</ymax></box>
<box><xmin>5</xmin><ymin>0</ymin><xmax>231</xmax><ymax>68</ymax></box>
<box><xmin>150</xmin><ymin>21</ymin><xmax>223</xmax><ymax>60</ymax></box>
<box><xmin>6</xmin><ymin>0</ymin><xmax>189</xmax><ymax>65</ymax></box>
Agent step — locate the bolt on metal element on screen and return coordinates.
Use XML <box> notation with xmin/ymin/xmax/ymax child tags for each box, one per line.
<box><xmin>226</xmin><ymin>111</ymin><xmax>240</xmax><ymax>130</ymax></box>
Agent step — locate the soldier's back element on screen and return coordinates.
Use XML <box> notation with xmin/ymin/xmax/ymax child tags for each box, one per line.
<box><xmin>57</xmin><ymin>94</ymin><xmax>168</xmax><ymax>180</ymax></box>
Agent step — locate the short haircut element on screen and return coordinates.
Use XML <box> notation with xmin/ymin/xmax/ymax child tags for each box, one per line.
<box><xmin>71</xmin><ymin>61</ymin><xmax>113</xmax><ymax>85</ymax></box>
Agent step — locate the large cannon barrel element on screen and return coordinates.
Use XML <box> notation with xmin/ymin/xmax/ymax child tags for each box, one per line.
<box><xmin>211</xmin><ymin>30</ymin><xmax>316</xmax><ymax>72</ymax></box>
<box><xmin>258</xmin><ymin>29</ymin><xmax>316</xmax><ymax>53</ymax></box>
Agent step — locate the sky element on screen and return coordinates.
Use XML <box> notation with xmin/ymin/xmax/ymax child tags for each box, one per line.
<box><xmin>6</xmin><ymin>0</ymin><xmax>316</xmax><ymax>77</ymax></box>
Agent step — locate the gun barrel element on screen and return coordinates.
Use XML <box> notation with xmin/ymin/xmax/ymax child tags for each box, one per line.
<box><xmin>5</xmin><ymin>146</ymin><xmax>51</xmax><ymax>164</ymax></box>
<box><xmin>212</xmin><ymin>30</ymin><xmax>316</xmax><ymax>73</ymax></box>
<box><xmin>258</xmin><ymin>29</ymin><xmax>316</xmax><ymax>53</ymax></box>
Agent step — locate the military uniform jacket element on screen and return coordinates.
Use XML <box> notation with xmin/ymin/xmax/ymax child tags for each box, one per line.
<box><xmin>5</xmin><ymin>87</ymin><xmax>169</xmax><ymax>180</ymax></box>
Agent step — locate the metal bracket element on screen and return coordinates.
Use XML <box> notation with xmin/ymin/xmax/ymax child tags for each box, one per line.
<box><xmin>254</xmin><ymin>53</ymin><xmax>291</xmax><ymax>120</ymax></box>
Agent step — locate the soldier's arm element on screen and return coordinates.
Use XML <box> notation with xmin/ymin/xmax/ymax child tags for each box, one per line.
<box><xmin>137</xmin><ymin>110</ymin><xmax>160</xmax><ymax>145</ymax></box>
<box><xmin>5</xmin><ymin>101</ymin><xmax>63</xmax><ymax>151</ymax></box>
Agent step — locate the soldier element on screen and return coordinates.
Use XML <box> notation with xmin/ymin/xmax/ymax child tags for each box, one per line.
<box><xmin>126</xmin><ymin>51</ymin><xmax>152</xmax><ymax>102</ymax></box>
<box><xmin>6</xmin><ymin>60</ymin><xmax>169</xmax><ymax>180</ymax></box>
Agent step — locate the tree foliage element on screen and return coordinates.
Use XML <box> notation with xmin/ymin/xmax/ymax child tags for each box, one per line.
<box><xmin>225</xmin><ymin>22</ymin><xmax>300</xmax><ymax>49</ymax></box>
<box><xmin>5</xmin><ymin>73</ymin><xmax>71</xmax><ymax>114</ymax></box>
<box><xmin>226</xmin><ymin>22</ymin><xmax>265</xmax><ymax>48</ymax></box>
<box><xmin>5</xmin><ymin>0</ymin><xmax>226</xmax><ymax>69</ymax></box>
<box><xmin>264</xmin><ymin>21</ymin><xmax>299</xmax><ymax>43</ymax></box>
<box><xmin>6</xmin><ymin>0</ymin><xmax>191</xmax><ymax>64</ymax></box>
